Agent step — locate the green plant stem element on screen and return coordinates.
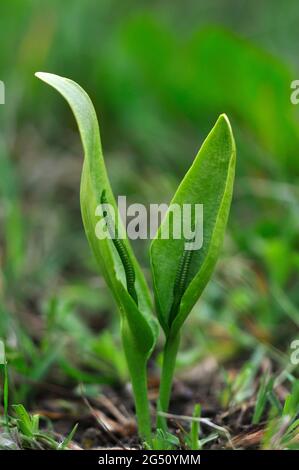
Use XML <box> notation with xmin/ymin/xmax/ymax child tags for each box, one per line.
<box><xmin>121</xmin><ymin>325</ymin><xmax>152</xmax><ymax>443</ymax></box>
<box><xmin>157</xmin><ymin>332</ymin><xmax>180</xmax><ymax>431</ymax></box>
<box><xmin>191</xmin><ymin>404</ymin><xmax>201</xmax><ymax>450</ymax></box>
<box><xmin>130</xmin><ymin>361</ymin><xmax>152</xmax><ymax>443</ymax></box>
<box><xmin>4</xmin><ymin>360</ymin><xmax>9</xmax><ymax>431</ymax></box>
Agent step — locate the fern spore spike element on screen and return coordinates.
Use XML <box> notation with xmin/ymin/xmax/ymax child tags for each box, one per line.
<box><xmin>101</xmin><ymin>190</ymin><xmax>138</xmax><ymax>306</ymax></box>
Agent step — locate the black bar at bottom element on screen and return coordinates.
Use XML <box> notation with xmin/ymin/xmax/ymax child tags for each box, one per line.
<box><xmin>0</xmin><ymin>449</ymin><xmax>298</xmax><ymax>466</ymax></box>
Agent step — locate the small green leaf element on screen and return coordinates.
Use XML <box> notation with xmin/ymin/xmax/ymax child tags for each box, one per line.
<box><xmin>58</xmin><ymin>423</ymin><xmax>78</xmax><ymax>450</ymax></box>
<box><xmin>252</xmin><ymin>375</ymin><xmax>274</xmax><ymax>425</ymax></box>
<box><xmin>12</xmin><ymin>404</ymin><xmax>35</xmax><ymax>437</ymax></box>
<box><xmin>282</xmin><ymin>381</ymin><xmax>299</xmax><ymax>418</ymax></box>
<box><xmin>150</xmin><ymin>114</ymin><xmax>236</xmax><ymax>336</ymax></box>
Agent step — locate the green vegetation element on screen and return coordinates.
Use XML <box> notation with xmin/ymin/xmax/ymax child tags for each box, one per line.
<box><xmin>0</xmin><ymin>0</ymin><xmax>299</xmax><ymax>450</ymax></box>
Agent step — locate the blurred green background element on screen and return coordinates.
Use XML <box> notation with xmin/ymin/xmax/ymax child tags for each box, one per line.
<box><xmin>0</xmin><ymin>0</ymin><xmax>298</xmax><ymax>409</ymax></box>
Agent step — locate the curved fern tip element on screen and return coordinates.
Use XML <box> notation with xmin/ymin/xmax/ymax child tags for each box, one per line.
<box><xmin>217</xmin><ymin>113</ymin><xmax>232</xmax><ymax>129</ymax></box>
<box><xmin>215</xmin><ymin>114</ymin><xmax>236</xmax><ymax>152</ymax></box>
<box><xmin>35</xmin><ymin>71</ymin><xmax>48</xmax><ymax>80</ymax></box>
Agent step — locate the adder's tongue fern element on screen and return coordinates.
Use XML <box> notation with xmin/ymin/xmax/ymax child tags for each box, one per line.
<box><xmin>101</xmin><ymin>190</ymin><xmax>138</xmax><ymax>306</ymax></box>
<box><xmin>36</xmin><ymin>71</ymin><xmax>236</xmax><ymax>442</ymax></box>
<box><xmin>151</xmin><ymin>114</ymin><xmax>236</xmax><ymax>432</ymax></box>
<box><xmin>168</xmin><ymin>241</ymin><xmax>195</xmax><ymax>327</ymax></box>
<box><xmin>36</xmin><ymin>72</ymin><xmax>158</xmax><ymax>443</ymax></box>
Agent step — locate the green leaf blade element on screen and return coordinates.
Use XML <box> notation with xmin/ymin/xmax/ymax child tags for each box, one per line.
<box><xmin>35</xmin><ymin>72</ymin><xmax>157</xmax><ymax>357</ymax></box>
<box><xmin>150</xmin><ymin>114</ymin><xmax>236</xmax><ymax>335</ymax></box>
